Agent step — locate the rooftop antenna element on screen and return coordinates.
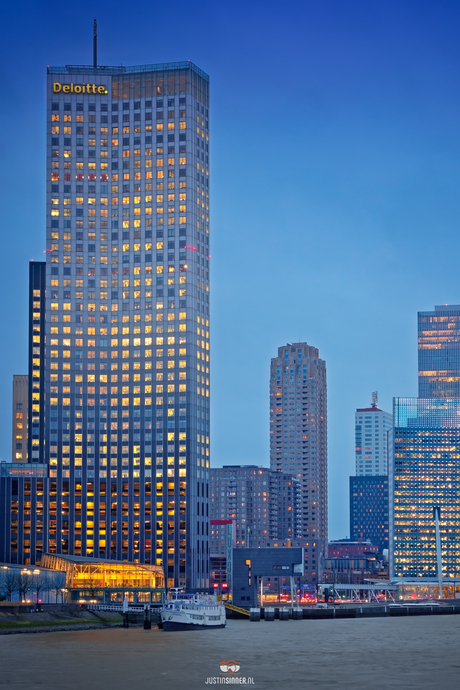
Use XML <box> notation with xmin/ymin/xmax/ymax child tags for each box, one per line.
<box><xmin>371</xmin><ymin>391</ymin><xmax>378</xmax><ymax>408</ymax></box>
<box><xmin>93</xmin><ymin>19</ymin><xmax>97</xmax><ymax>69</ymax></box>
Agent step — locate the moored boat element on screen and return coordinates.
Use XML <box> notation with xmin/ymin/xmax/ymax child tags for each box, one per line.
<box><xmin>160</xmin><ymin>589</ymin><xmax>226</xmax><ymax>631</ymax></box>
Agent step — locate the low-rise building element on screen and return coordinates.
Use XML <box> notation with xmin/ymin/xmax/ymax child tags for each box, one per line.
<box><xmin>322</xmin><ymin>556</ymin><xmax>388</xmax><ymax>586</ymax></box>
<box><xmin>328</xmin><ymin>539</ymin><xmax>379</xmax><ymax>559</ymax></box>
<box><xmin>41</xmin><ymin>554</ymin><xmax>164</xmax><ymax>604</ymax></box>
<box><xmin>232</xmin><ymin>547</ymin><xmax>304</xmax><ymax>608</ymax></box>
<box><xmin>0</xmin><ymin>562</ymin><xmax>65</xmax><ymax>603</ymax></box>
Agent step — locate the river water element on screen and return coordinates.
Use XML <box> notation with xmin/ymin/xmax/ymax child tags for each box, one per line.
<box><xmin>0</xmin><ymin>616</ymin><xmax>458</xmax><ymax>690</ymax></box>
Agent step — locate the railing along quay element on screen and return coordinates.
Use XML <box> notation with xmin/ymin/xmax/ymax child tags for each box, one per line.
<box><xmin>224</xmin><ymin>602</ymin><xmax>250</xmax><ymax>617</ymax></box>
<box><xmin>231</xmin><ymin>601</ymin><xmax>460</xmax><ymax>621</ymax></box>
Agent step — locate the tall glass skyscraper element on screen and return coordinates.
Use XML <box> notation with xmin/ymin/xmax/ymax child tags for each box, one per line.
<box><xmin>390</xmin><ymin>397</ymin><xmax>460</xmax><ymax>584</ymax></box>
<box><xmin>41</xmin><ymin>61</ymin><xmax>211</xmax><ymax>589</ymax></box>
<box><xmin>418</xmin><ymin>305</ymin><xmax>460</xmax><ymax>398</ymax></box>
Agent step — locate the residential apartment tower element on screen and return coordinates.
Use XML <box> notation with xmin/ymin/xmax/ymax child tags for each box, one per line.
<box><xmin>269</xmin><ymin>342</ymin><xmax>328</xmax><ymax>576</ymax></box>
<box><xmin>354</xmin><ymin>395</ymin><xmax>392</xmax><ymax>476</ymax></box>
<box><xmin>210</xmin><ymin>465</ymin><xmax>302</xmax><ymax>552</ymax></box>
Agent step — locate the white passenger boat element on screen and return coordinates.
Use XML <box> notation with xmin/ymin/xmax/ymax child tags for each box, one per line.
<box><xmin>160</xmin><ymin>589</ymin><xmax>226</xmax><ymax>631</ymax></box>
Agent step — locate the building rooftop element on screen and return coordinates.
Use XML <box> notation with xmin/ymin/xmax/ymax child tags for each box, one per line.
<box><xmin>0</xmin><ymin>462</ymin><xmax>48</xmax><ymax>477</ymax></box>
<box><xmin>434</xmin><ymin>304</ymin><xmax>460</xmax><ymax>311</ymax></box>
<box><xmin>47</xmin><ymin>61</ymin><xmax>209</xmax><ymax>81</ymax></box>
<box><xmin>329</xmin><ymin>539</ymin><xmax>373</xmax><ymax>546</ymax></box>
<box><xmin>42</xmin><ymin>553</ymin><xmax>159</xmax><ymax>569</ymax></box>
<box><xmin>221</xmin><ymin>465</ymin><xmax>260</xmax><ymax>469</ymax></box>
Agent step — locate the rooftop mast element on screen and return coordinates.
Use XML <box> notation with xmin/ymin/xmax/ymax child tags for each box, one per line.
<box><xmin>93</xmin><ymin>19</ymin><xmax>97</xmax><ymax>69</ymax></box>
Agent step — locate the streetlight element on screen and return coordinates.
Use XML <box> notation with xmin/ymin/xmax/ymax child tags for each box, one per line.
<box><xmin>446</xmin><ymin>535</ymin><xmax>460</xmax><ymax>598</ymax></box>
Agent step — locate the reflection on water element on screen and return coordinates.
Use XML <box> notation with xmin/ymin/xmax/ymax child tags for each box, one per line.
<box><xmin>0</xmin><ymin>616</ymin><xmax>459</xmax><ymax>690</ymax></box>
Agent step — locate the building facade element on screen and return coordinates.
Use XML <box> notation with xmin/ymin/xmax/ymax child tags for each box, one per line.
<box><xmin>322</xmin><ymin>555</ymin><xmax>388</xmax><ymax>586</ymax></box>
<box><xmin>209</xmin><ymin>519</ymin><xmax>234</xmax><ymax>593</ymax></box>
<box><xmin>28</xmin><ymin>261</ymin><xmax>46</xmax><ymax>465</ymax></box>
<box><xmin>390</xmin><ymin>397</ymin><xmax>460</xmax><ymax>585</ymax></box>
<box><xmin>12</xmin><ymin>376</ymin><xmax>28</xmax><ymax>463</ymax></box>
<box><xmin>349</xmin><ymin>476</ymin><xmax>389</xmax><ymax>553</ymax></box>
<box><xmin>232</xmin><ymin>547</ymin><xmax>304</xmax><ymax>608</ymax></box>
<box><xmin>0</xmin><ymin>471</ymin><xmax>50</xmax><ymax>565</ymax></box>
<box><xmin>269</xmin><ymin>342</ymin><xmax>328</xmax><ymax>559</ymax></box>
<box><xmin>0</xmin><ymin>60</ymin><xmax>212</xmax><ymax>590</ymax></box>
<box><xmin>210</xmin><ymin>466</ymin><xmax>301</xmax><ymax>552</ymax></box>
<box><xmin>41</xmin><ymin>553</ymin><xmax>164</xmax><ymax>603</ymax></box>
<box><xmin>327</xmin><ymin>539</ymin><xmax>379</xmax><ymax>559</ymax></box>
<box><xmin>354</xmin><ymin>395</ymin><xmax>392</xmax><ymax>476</ymax></box>
<box><xmin>0</xmin><ymin>561</ymin><xmax>65</xmax><ymax>603</ymax></box>
<box><xmin>418</xmin><ymin>304</ymin><xmax>460</xmax><ymax>399</ymax></box>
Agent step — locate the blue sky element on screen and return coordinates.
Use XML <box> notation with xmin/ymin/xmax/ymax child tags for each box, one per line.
<box><xmin>1</xmin><ymin>0</ymin><xmax>460</xmax><ymax>538</ymax></box>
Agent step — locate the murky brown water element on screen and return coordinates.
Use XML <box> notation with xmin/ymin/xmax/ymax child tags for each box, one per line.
<box><xmin>0</xmin><ymin>617</ymin><xmax>459</xmax><ymax>689</ymax></box>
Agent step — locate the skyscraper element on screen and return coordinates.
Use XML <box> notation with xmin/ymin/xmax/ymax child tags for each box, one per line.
<box><xmin>418</xmin><ymin>304</ymin><xmax>460</xmax><ymax>398</ymax></box>
<box><xmin>390</xmin><ymin>397</ymin><xmax>460</xmax><ymax>590</ymax></box>
<box><xmin>349</xmin><ymin>396</ymin><xmax>391</xmax><ymax>554</ymax></box>
<box><xmin>269</xmin><ymin>343</ymin><xmax>328</xmax><ymax>548</ymax></box>
<box><xmin>40</xmin><ymin>59</ymin><xmax>211</xmax><ymax>589</ymax></box>
<box><xmin>354</xmin><ymin>394</ymin><xmax>392</xmax><ymax>476</ymax></box>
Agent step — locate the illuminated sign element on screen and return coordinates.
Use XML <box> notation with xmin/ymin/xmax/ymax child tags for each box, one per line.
<box><xmin>53</xmin><ymin>83</ymin><xmax>107</xmax><ymax>94</ymax></box>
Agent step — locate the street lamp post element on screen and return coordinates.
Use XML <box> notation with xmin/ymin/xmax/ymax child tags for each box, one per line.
<box><xmin>433</xmin><ymin>506</ymin><xmax>443</xmax><ymax>599</ymax></box>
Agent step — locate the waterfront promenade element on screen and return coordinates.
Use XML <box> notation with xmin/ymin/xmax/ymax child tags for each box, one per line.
<box><xmin>0</xmin><ymin>616</ymin><xmax>458</xmax><ymax>689</ymax></box>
